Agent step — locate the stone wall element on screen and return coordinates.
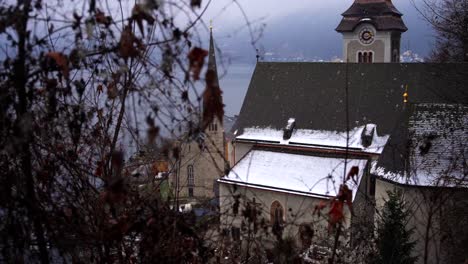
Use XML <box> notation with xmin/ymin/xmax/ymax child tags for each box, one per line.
<box><xmin>174</xmin><ymin>117</ymin><xmax>225</xmax><ymax>201</ymax></box>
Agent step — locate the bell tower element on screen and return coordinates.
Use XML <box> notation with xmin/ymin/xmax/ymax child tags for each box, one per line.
<box><xmin>336</xmin><ymin>0</ymin><xmax>407</xmax><ymax>63</ymax></box>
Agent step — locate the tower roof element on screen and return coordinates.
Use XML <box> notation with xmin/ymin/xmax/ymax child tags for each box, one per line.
<box><xmin>336</xmin><ymin>0</ymin><xmax>407</xmax><ymax>32</ymax></box>
<box><xmin>207</xmin><ymin>25</ymin><xmax>219</xmax><ymax>87</ymax></box>
<box><xmin>202</xmin><ymin>24</ymin><xmax>224</xmax><ymax>128</ymax></box>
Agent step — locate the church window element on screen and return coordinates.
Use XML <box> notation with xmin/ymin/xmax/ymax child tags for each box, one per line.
<box><xmin>187</xmin><ymin>165</ymin><xmax>194</xmax><ymax>186</ymax></box>
<box><xmin>369</xmin><ymin>52</ymin><xmax>373</xmax><ymax>63</ymax></box>
<box><xmin>208</xmin><ymin>122</ymin><xmax>218</xmax><ymax>132</ymax></box>
<box><xmin>188</xmin><ymin>165</ymin><xmax>194</xmax><ymax>197</ymax></box>
<box><xmin>270</xmin><ymin>201</ymin><xmax>285</xmax><ymax>226</ymax></box>
<box><xmin>358</xmin><ymin>52</ymin><xmax>363</xmax><ymax>63</ymax></box>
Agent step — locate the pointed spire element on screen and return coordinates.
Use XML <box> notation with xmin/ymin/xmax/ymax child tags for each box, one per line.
<box><xmin>202</xmin><ymin>20</ymin><xmax>224</xmax><ymax>130</ymax></box>
<box><xmin>207</xmin><ymin>20</ymin><xmax>219</xmax><ymax>88</ymax></box>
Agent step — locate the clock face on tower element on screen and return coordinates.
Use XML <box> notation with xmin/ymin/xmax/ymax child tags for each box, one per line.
<box><xmin>359</xmin><ymin>27</ymin><xmax>375</xmax><ymax>45</ymax></box>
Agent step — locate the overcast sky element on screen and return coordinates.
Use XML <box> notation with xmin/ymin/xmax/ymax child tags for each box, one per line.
<box><xmin>192</xmin><ymin>0</ymin><xmax>435</xmax><ymax>116</ymax></box>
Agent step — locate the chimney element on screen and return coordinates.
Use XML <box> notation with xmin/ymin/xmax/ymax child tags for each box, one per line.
<box><xmin>283</xmin><ymin>118</ymin><xmax>296</xmax><ymax>140</ymax></box>
<box><xmin>361</xmin><ymin>124</ymin><xmax>376</xmax><ymax>148</ymax></box>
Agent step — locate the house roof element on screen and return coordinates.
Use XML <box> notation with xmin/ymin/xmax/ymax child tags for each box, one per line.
<box><xmin>373</xmin><ymin>103</ymin><xmax>468</xmax><ymax>187</ymax></box>
<box><xmin>336</xmin><ymin>0</ymin><xmax>407</xmax><ymax>32</ymax></box>
<box><xmin>232</xmin><ymin>62</ymin><xmax>468</xmax><ymax>136</ymax></box>
<box><xmin>220</xmin><ymin>149</ymin><xmax>368</xmax><ymax>200</ymax></box>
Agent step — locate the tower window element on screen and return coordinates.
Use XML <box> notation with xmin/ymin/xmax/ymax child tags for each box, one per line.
<box><xmin>357</xmin><ymin>51</ymin><xmax>373</xmax><ymax>63</ymax></box>
<box><xmin>188</xmin><ymin>165</ymin><xmax>194</xmax><ymax>197</ymax></box>
<box><xmin>187</xmin><ymin>165</ymin><xmax>194</xmax><ymax>186</ymax></box>
<box><xmin>208</xmin><ymin>122</ymin><xmax>218</xmax><ymax>131</ymax></box>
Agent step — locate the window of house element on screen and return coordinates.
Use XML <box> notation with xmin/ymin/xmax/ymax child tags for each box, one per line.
<box><xmin>270</xmin><ymin>201</ymin><xmax>284</xmax><ymax>226</ymax></box>
<box><xmin>188</xmin><ymin>187</ymin><xmax>193</xmax><ymax>197</ymax></box>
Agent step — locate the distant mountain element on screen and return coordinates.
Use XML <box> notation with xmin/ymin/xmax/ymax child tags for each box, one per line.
<box><xmin>211</xmin><ymin>1</ymin><xmax>434</xmax><ymax>64</ymax></box>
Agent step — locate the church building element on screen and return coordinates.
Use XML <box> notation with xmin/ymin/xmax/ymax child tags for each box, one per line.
<box><xmin>172</xmin><ymin>26</ymin><xmax>226</xmax><ymax>204</ymax></box>
<box><xmin>218</xmin><ymin>0</ymin><xmax>468</xmax><ymax>262</ymax></box>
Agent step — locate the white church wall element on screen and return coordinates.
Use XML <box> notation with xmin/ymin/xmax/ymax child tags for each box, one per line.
<box><xmin>219</xmin><ymin>182</ymin><xmax>352</xmax><ymax>249</ymax></box>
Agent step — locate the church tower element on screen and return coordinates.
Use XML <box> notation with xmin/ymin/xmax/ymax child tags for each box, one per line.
<box><xmin>176</xmin><ymin>24</ymin><xmax>225</xmax><ymax>203</ymax></box>
<box><xmin>336</xmin><ymin>0</ymin><xmax>407</xmax><ymax>63</ymax></box>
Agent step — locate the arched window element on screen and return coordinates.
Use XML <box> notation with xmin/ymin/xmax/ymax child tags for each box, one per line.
<box><xmin>270</xmin><ymin>201</ymin><xmax>284</xmax><ymax>226</ymax></box>
<box><xmin>187</xmin><ymin>165</ymin><xmax>194</xmax><ymax>197</ymax></box>
<box><xmin>187</xmin><ymin>165</ymin><xmax>194</xmax><ymax>186</ymax></box>
<box><xmin>358</xmin><ymin>51</ymin><xmax>374</xmax><ymax>63</ymax></box>
<box><xmin>363</xmin><ymin>52</ymin><xmax>368</xmax><ymax>63</ymax></box>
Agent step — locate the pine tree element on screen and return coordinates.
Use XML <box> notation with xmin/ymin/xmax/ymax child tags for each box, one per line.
<box><xmin>373</xmin><ymin>190</ymin><xmax>418</xmax><ymax>264</ymax></box>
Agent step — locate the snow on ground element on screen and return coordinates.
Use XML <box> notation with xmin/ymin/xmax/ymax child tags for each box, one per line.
<box><xmin>236</xmin><ymin>125</ymin><xmax>389</xmax><ymax>154</ymax></box>
<box><xmin>221</xmin><ymin>149</ymin><xmax>368</xmax><ymax>200</ymax></box>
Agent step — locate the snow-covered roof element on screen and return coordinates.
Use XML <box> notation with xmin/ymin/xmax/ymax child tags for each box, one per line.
<box><xmin>236</xmin><ymin>125</ymin><xmax>388</xmax><ymax>154</ymax></box>
<box><xmin>220</xmin><ymin>149</ymin><xmax>368</xmax><ymax>200</ymax></box>
<box><xmin>373</xmin><ymin>104</ymin><xmax>468</xmax><ymax>188</ymax></box>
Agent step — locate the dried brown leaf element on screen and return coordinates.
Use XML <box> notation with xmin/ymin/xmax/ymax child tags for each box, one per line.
<box><xmin>45</xmin><ymin>52</ymin><xmax>69</xmax><ymax>79</ymax></box>
<box><xmin>202</xmin><ymin>69</ymin><xmax>224</xmax><ymax>129</ymax></box>
<box><xmin>187</xmin><ymin>47</ymin><xmax>208</xmax><ymax>80</ymax></box>
<box><xmin>95</xmin><ymin>9</ymin><xmax>111</xmax><ymax>26</ymax></box>
<box><xmin>132</xmin><ymin>4</ymin><xmax>155</xmax><ymax>37</ymax></box>
<box><xmin>119</xmin><ymin>25</ymin><xmax>144</xmax><ymax>60</ymax></box>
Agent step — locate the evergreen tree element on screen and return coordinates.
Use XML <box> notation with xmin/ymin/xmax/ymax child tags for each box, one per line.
<box><xmin>373</xmin><ymin>190</ymin><xmax>418</xmax><ymax>264</ymax></box>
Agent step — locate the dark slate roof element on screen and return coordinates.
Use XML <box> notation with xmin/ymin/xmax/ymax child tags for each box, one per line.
<box><xmin>336</xmin><ymin>1</ymin><xmax>407</xmax><ymax>32</ymax></box>
<box><xmin>375</xmin><ymin>103</ymin><xmax>468</xmax><ymax>187</ymax></box>
<box><xmin>336</xmin><ymin>16</ymin><xmax>407</xmax><ymax>32</ymax></box>
<box><xmin>233</xmin><ymin>63</ymin><xmax>468</xmax><ymax>136</ymax></box>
